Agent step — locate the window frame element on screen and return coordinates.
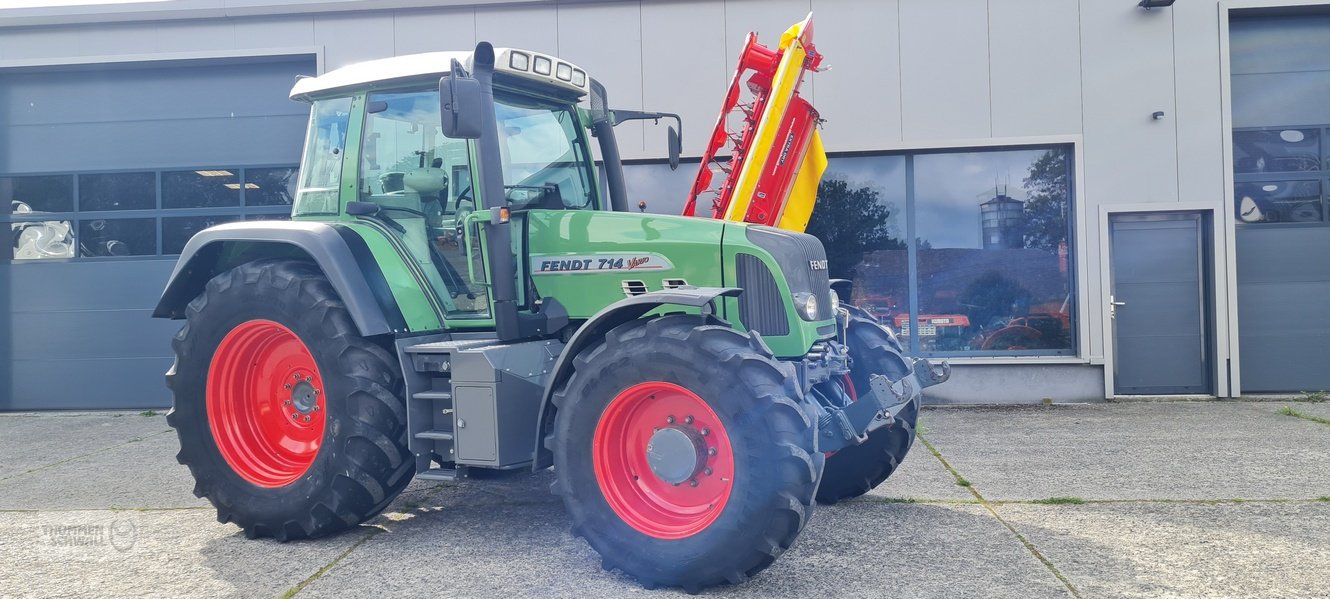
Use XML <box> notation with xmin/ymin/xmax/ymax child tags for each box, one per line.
<box><xmin>2</xmin><ymin>164</ymin><xmax>298</xmax><ymax>262</ymax></box>
<box><xmin>1232</xmin><ymin>124</ymin><xmax>1330</xmax><ymax>227</ymax></box>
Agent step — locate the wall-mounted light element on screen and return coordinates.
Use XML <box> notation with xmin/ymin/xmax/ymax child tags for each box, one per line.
<box><xmin>1152</xmin><ymin>111</ymin><xmax>1166</xmax><ymax>120</ymax></box>
<box><xmin>1138</xmin><ymin>0</ymin><xmax>1176</xmax><ymax>9</ymax></box>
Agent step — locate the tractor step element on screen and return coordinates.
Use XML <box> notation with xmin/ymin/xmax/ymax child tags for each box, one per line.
<box><xmin>415</xmin><ymin>430</ymin><xmax>455</xmax><ymax>441</ymax></box>
<box><xmin>417</xmin><ymin>467</ymin><xmax>464</xmax><ymax>482</ymax></box>
<box><xmin>412</xmin><ymin>390</ymin><xmax>452</xmax><ymax>401</ymax></box>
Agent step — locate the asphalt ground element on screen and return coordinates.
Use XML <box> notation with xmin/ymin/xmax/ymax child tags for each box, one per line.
<box><xmin>1</xmin><ymin>401</ymin><xmax>1327</xmax><ymax>598</ymax></box>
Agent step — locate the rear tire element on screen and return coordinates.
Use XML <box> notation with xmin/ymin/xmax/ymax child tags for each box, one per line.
<box><xmin>166</xmin><ymin>259</ymin><xmax>413</xmax><ymax>540</ymax></box>
<box><xmin>815</xmin><ymin>313</ymin><xmax>919</xmax><ymax>505</ymax></box>
<box><xmin>549</xmin><ymin>315</ymin><xmax>822</xmax><ymax>593</ymax></box>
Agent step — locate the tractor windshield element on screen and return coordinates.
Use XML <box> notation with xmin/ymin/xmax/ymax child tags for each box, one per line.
<box><xmin>493</xmin><ymin>93</ymin><xmax>596</xmax><ymax>211</ymax></box>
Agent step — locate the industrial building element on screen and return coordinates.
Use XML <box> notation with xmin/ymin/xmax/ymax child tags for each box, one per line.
<box><xmin>1</xmin><ymin>0</ymin><xmax>1326</xmax><ymax>409</ymax></box>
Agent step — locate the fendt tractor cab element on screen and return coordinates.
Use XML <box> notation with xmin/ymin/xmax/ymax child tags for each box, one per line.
<box><xmin>153</xmin><ymin>30</ymin><xmax>947</xmax><ymax>592</ymax></box>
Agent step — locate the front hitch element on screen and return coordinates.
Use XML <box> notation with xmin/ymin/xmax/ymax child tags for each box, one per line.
<box><xmin>816</xmin><ymin>357</ymin><xmax>948</xmax><ymax>453</ymax></box>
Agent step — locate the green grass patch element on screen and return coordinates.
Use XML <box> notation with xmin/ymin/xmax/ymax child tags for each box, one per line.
<box><xmin>1279</xmin><ymin>405</ymin><xmax>1330</xmax><ymax>426</ymax></box>
<box><xmin>1317</xmin><ymin>497</ymin><xmax>1330</xmax><ymax>502</ymax></box>
<box><xmin>139</xmin><ymin>410</ymin><xmax>160</xmax><ymax>417</ymax></box>
<box><xmin>1299</xmin><ymin>390</ymin><xmax>1329</xmax><ymax>403</ymax></box>
<box><xmin>955</xmin><ymin>477</ymin><xmax>971</xmax><ymax>487</ymax></box>
<box><xmin>1033</xmin><ymin>497</ymin><xmax>1086</xmax><ymax>505</ymax></box>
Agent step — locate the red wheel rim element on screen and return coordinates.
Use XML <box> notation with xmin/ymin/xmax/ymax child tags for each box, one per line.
<box><xmin>592</xmin><ymin>381</ymin><xmax>735</xmax><ymax>539</ymax></box>
<box><xmin>206</xmin><ymin>319</ymin><xmax>326</xmax><ymax>488</ymax></box>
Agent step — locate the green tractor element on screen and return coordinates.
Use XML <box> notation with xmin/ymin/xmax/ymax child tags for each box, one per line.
<box><xmin>153</xmin><ymin>42</ymin><xmax>948</xmax><ymax>592</ymax></box>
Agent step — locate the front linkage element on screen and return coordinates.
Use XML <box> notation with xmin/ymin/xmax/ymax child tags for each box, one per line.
<box><xmin>795</xmin><ymin>311</ymin><xmax>951</xmax><ymax>454</ymax></box>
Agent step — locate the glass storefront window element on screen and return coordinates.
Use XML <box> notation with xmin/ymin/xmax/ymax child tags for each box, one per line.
<box><xmin>2</xmin><ymin>175</ymin><xmax>74</xmax><ymax>214</ymax></box>
<box><xmin>913</xmin><ymin>148</ymin><xmax>1073</xmax><ymax>354</ymax></box>
<box><xmin>803</xmin><ymin>146</ymin><xmax>1076</xmax><ymax>356</ymax></box>
<box><xmin>78</xmin><ymin>218</ymin><xmax>155</xmax><ymax>257</ymax></box>
<box><xmin>807</xmin><ymin>155</ymin><xmax>908</xmax><ymax>325</ymax></box>
<box><xmin>162</xmin><ymin>169</ymin><xmax>240</xmax><ymax>209</ymax></box>
<box><xmin>79</xmin><ymin>172</ymin><xmax>155</xmax><ymax>211</ymax></box>
<box><xmin>245</xmin><ymin>167</ymin><xmax>299</xmax><ymax>206</ymax></box>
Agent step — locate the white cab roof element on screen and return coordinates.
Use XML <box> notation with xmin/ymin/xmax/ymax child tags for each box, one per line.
<box><xmin>290</xmin><ymin>51</ymin><xmax>472</xmax><ymax>100</ymax></box>
<box><xmin>289</xmin><ymin>48</ymin><xmax>590</xmax><ymax>101</ymax></box>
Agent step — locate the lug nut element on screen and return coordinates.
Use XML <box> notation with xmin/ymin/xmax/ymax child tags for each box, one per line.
<box><xmin>704</xmin><ymin>467</ymin><xmax>713</xmax><ymax>476</ymax></box>
<box><xmin>303</xmin><ymin>415</ymin><xmax>311</xmax><ymax>422</ymax></box>
<box><xmin>293</xmin><ymin>374</ymin><xmax>301</xmax><ymax>380</ymax></box>
<box><xmin>313</xmin><ymin>405</ymin><xmax>320</xmax><ymax>411</ymax></box>
<box><xmin>707</xmin><ymin>448</ymin><xmax>717</xmax><ymax>456</ymax></box>
<box><xmin>284</xmin><ymin>384</ymin><xmax>292</xmax><ymax>390</ymax></box>
<box><xmin>701</xmin><ymin>428</ymin><xmax>710</xmax><ymax>436</ymax></box>
<box><xmin>291</xmin><ymin>414</ymin><xmax>299</xmax><ymax>420</ymax></box>
<box><xmin>666</xmin><ymin>416</ymin><xmax>676</xmax><ymax>424</ymax></box>
<box><xmin>689</xmin><ymin>479</ymin><xmax>698</xmax><ymax>487</ymax></box>
<box><xmin>284</xmin><ymin>399</ymin><xmax>292</xmax><ymax>405</ymax></box>
<box><xmin>684</xmin><ymin>416</ymin><xmax>694</xmax><ymax>425</ymax></box>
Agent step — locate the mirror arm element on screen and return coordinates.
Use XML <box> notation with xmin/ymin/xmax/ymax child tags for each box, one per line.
<box><xmin>609</xmin><ymin>110</ymin><xmax>682</xmax><ymax>141</ymax></box>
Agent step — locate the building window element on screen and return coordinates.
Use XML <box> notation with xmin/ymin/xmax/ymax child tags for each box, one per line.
<box><xmin>2</xmin><ymin>165</ymin><xmax>298</xmax><ymax>261</ymax></box>
<box><xmin>814</xmin><ymin>146</ymin><xmax>1076</xmax><ymax>356</ymax></box>
<box><xmin>1233</xmin><ymin>127</ymin><xmax>1330</xmax><ymax>225</ymax></box>
<box><xmin>618</xmin><ymin>143</ymin><xmax>1078</xmax><ymax>357</ymax></box>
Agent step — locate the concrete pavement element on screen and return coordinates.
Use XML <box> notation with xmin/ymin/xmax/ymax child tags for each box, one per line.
<box><xmin>1</xmin><ymin>401</ymin><xmax>1327</xmax><ymax>598</ymax></box>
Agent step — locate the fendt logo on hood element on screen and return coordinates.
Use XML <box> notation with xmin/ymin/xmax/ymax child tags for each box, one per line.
<box><xmin>809</xmin><ymin>259</ymin><xmax>828</xmax><ymax>271</ymax></box>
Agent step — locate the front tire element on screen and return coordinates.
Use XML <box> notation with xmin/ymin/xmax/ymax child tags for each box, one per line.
<box><xmin>549</xmin><ymin>315</ymin><xmax>822</xmax><ymax>593</ymax></box>
<box><xmin>166</xmin><ymin>259</ymin><xmax>414</xmax><ymax>540</ymax></box>
<box><xmin>815</xmin><ymin>313</ymin><xmax>919</xmax><ymax>504</ymax></box>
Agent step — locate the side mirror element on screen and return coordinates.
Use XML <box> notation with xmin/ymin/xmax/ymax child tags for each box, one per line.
<box><xmin>667</xmin><ymin>126</ymin><xmax>682</xmax><ymax>171</ymax></box>
<box><xmin>439</xmin><ymin>59</ymin><xmax>484</xmax><ymax>139</ymax></box>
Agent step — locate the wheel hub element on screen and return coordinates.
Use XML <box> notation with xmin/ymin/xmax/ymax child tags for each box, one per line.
<box><xmin>289</xmin><ymin>378</ymin><xmax>319</xmax><ymax>414</ymax></box>
<box><xmin>646</xmin><ymin>426</ymin><xmax>705</xmax><ymax>485</ymax></box>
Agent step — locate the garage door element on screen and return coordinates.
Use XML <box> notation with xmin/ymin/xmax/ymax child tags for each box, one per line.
<box><xmin>0</xmin><ymin>55</ymin><xmax>316</xmax><ymax>410</ymax></box>
<box><xmin>1231</xmin><ymin>15</ymin><xmax>1330</xmax><ymax>393</ymax></box>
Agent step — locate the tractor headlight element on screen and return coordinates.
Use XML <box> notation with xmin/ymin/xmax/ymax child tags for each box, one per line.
<box><xmin>828</xmin><ymin>289</ymin><xmax>840</xmax><ymax>315</ymax></box>
<box><xmin>794</xmin><ymin>292</ymin><xmax>819</xmax><ymax>321</ymax></box>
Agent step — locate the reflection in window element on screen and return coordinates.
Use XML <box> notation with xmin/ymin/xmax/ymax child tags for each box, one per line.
<box><xmin>162</xmin><ymin>169</ymin><xmax>240</xmax><ymax>209</ymax></box>
<box><xmin>807</xmin><ymin>155</ymin><xmax>907</xmax><ymax>325</ymax></box>
<box><xmin>618</xmin><ymin>161</ymin><xmax>697</xmax><ymax>214</ymax></box>
<box><xmin>78</xmin><ymin>218</ymin><xmax>155</xmax><ymax>257</ymax></box>
<box><xmin>163</xmin><ymin>215</ymin><xmax>239</xmax><ymax>254</ymax></box>
<box><xmin>1233</xmin><ymin>128</ymin><xmax>1319</xmax><ymax>174</ymax></box>
<box><xmin>79</xmin><ymin>172</ymin><xmax>155</xmax><ymax>211</ymax></box>
<box><xmin>245</xmin><ymin>167</ymin><xmax>299</xmax><ymax>206</ymax></box>
<box><xmin>807</xmin><ymin>147</ymin><xmax>1075</xmax><ymax>356</ymax></box>
<box><xmin>1235</xmin><ymin>180</ymin><xmax>1321</xmax><ymax>223</ymax></box>
<box><xmin>913</xmin><ymin>148</ymin><xmax>1073</xmax><ymax>354</ymax></box>
<box><xmin>11</xmin><ymin>218</ymin><xmax>75</xmax><ymax>260</ymax></box>
<box><xmin>2</xmin><ymin>175</ymin><xmax>74</xmax><ymax>214</ymax></box>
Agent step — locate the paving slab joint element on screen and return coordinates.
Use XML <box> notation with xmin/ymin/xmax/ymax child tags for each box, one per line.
<box><xmin>917</xmin><ymin>433</ymin><xmax>1084</xmax><ymax>599</ymax></box>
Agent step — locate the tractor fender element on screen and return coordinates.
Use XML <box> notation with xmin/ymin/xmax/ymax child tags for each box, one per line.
<box><xmin>152</xmin><ymin>221</ymin><xmax>403</xmax><ymax>337</ymax></box>
<box><xmin>531</xmin><ymin>286</ymin><xmax>743</xmax><ymax>470</ymax></box>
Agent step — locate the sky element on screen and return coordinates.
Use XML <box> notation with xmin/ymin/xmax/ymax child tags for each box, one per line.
<box><xmin>620</xmin><ymin>147</ymin><xmax>1061</xmax><ymax>249</ymax></box>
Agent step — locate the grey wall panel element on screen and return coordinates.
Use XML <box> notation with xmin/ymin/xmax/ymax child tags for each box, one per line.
<box><xmin>924</xmin><ymin>363</ymin><xmax>1106</xmax><ymax>405</ymax></box>
<box><xmin>1236</xmin><ymin>226</ymin><xmax>1330</xmax><ymax>393</ymax></box>
<box><xmin>8</xmin><ymin>260</ymin><xmax>177</xmax><ymax>312</ymax></box>
<box><xmin>474</xmin><ymin>4</ymin><xmax>558</xmax><ymax>58</ymax></box>
<box><xmin>558</xmin><ymin>2</ymin><xmax>645</xmax><ymax>157</ymax></box>
<box><xmin>10</xmin><ymin>310</ymin><xmax>175</xmax><ymax>361</ymax></box>
<box><xmin>155</xmin><ymin>19</ymin><xmax>238</xmax><ymax>54</ymax></box>
<box><xmin>1172</xmin><ymin>0</ymin><xmax>1226</xmax><ymax>207</ymax></box>
<box><xmin>1078</xmin><ymin>2</ymin><xmax>1178</xmax><ymax>205</ymax></box>
<box><xmin>988</xmin><ymin>0</ymin><xmax>1082</xmax><ymax>138</ymax></box>
<box><xmin>8</xmin><ymin>357</ymin><xmax>173</xmax><ymax>410</ymax></box>
<box><xmin>811</xmin><ymin>0</ymin><xmax>902</xmax><ymax>150</ymax></box>
<box><xmin>393</xmin><ymin>7</ymin><xmax>475</xmax><ymax>56</ymax></box>
<box><xmin>314</xmin><ymin>12</ymin><xmax>393</xmax><ymax>70</ymax></box>
<box><xmin>0</xmin><ymin>58</ymin><xmax>314</xmax><ymax>173</ymax></box>
<box><xmin>898</xmin><ymin>0</ymin><xmax>991</xmax><ymax>141</ymax></box>
<box><xmin>230</xmin><ymin>15</ymin><xmax>316</xmax><ymax>51</ymax></box>
<box><xmin>723</xmin><ymin>0</ymin><xmax>815</xmax><ymax>102</ymax></box>
<box><xmin>640</xmin><ymin>0</ymin><xmax>729</xmax><ymax>159</ymax></box>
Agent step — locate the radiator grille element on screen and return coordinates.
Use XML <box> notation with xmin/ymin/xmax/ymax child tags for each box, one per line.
<box><xmin>736</xmin><ymin>253</ymin><xmax>790</xmax><ymax>336</ymax></box>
